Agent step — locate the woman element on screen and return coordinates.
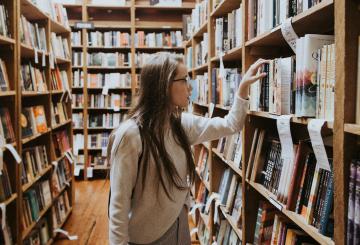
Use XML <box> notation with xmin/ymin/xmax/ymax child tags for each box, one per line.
<box><xmin>108</xmin><ymin>52</ymin><xmax>268</xmax><ymax>245</ymax></box>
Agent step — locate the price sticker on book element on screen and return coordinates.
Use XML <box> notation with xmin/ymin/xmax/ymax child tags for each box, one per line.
<box><xmin>308</xmin><ymin>119</ymin><xmax>331</xmax><ymax>171</ymax></box>
<box><xmin>281</xmin><ymin>18</ymin><xmax>298</xmax><ymax>53</ymax></box>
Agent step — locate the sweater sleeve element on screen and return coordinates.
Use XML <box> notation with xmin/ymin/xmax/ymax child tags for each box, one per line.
<box><xmin>181</xmin><ymin>95</ymin><xmax>249</xmax><ymax>145</ymax></box>
<box><xmin>109</xmin><ymin>125</ymin><xmax>142</xmax><ymax>245</ymax></box>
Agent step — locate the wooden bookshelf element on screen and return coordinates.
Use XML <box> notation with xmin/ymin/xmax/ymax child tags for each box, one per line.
<box><xmin>65</xmin><ymin>0</ymin><xmax>190</xmax><ymax>178</ymax></box>
<box><xmin>185</xmin><ymin>0</ymin><xmax>357</xmax><ymax>244</ymax></box>
<box><xmin>0</xmin><ymin>0</ymin><xmax>75</xmax><ymax>244</ymax></box>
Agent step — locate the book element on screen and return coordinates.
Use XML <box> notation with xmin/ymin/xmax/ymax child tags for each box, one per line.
<box><xmin>50</xmin><ymin>32</ymin><xmax>70</xmax><ymax>59</ymax></box>
<box><xmin>0</xmin><ymin>59</ymin><xmax>10</xmax><ymax>91</ymax></box>
<box><xmin>88</xmin><ymin>92</ymin><xmax>131</xmax><ymax>108</ymax></box>
<box><xmin>21</xmin><ymin>145</ymin><xmax>49</xmax><ymax>185</ymax></box>
<box><xmin>88</xmin><ymin>52</ymin><xmax>131</xmax><ymax>67</ymax></box>
<box><xmin>0</xmin><ymin>163</ymin><xmax>13</xmax><ymax>202</ymax></box>
<box><xmin>20</xmin><ymin>15</ymin><xmax>47</xmax><ymax>52</ymax></box>
<box><xmin>71</xmin><ymin>31</ymin><xmax>82</xmax><ymax>46</ymax></box>
<box><xmin>231</xmin><ymin>182</ymin><xmax>243</xmax><ymax>225</ymax></box>
<box><xmin>218</xmin><ymin>168</ymin><xmax>233</xmax><ymax>205</ymax></box>
<box><xmin>51</xmin><ymin>67</ymin><xmax>70</xmax><ymax>91</ymax></box>
<box><xmin>0</xmin><ymin>5</ymin><xmax>10</xmax><ymax>38</ymax></box>
<box><xmin>347</xmin><ymin>159</ymin><xmax>358</xmax><ymax>245</ymax></box>
<box><xmin>356</xmin><ymin>36</ymin><xmax>360</xmax><ymax>124</ymax></box>
<box><xmin>195</xmin><ymin>33</ymin><xmax>208</xmax><ymax>67</ymax></box>
<box><xmin>189</xmin><ymin>73</ymin><xmax>208</xmax><ymax>105</ymax></box>
<box><xmin>20</xmin><ymin>62</ymin><xmax>48</xmax><ymax>92</ymax></box>
<box><xmin>354</xmin><ymin>160</ymin><xmax>360</xmax><ymax>245</ymax></box>
<box><xmin>135</xmin><ymin>31</ymin><xmax>182</xmax><ymax>48</ymax></box>
<box><xmin>72</xmin><ymin>69</ymin><xmax>84</xmax><ymax>87</ymax></box>
<box><xmin>52</xmin><ymin>129</ymin><xmax>71</xmax><ymax>158</ymax></box>
<box><xmin>190</xmin><ymin>1</ymin><xmax>208</xmax><ymax>34</ymax></box>
<box><xmin>51</xmin><ymin>158</ymin><xmax>72</xmax><ymax>197</ymax></box>
<box><xmin>72</xmin><ymin>51</ymin><xmax>84</xmax><ymax>66</ymax></box>
<box><xmin>51</xmin><ymin>101</ymin><xmax>69</xmax><ymax>126</ymax></box>
<box><xmin>0</xmin><ymin>107</ymin><xmax>15</xmax><ymax>144</ymax></box>
<box><xmin>52</xmin><ymin>191</ymin><xmax>71</xmax><ymax>229</ymax></box>
<box><xmin>89</xmin><ymin>31</ymin><xmax>131</xmax><ymax>48</ymax></box>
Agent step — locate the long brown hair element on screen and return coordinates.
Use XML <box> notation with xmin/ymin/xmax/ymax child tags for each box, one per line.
<box><xmin>129</xmin><ymin>52</ymin><xmax>195</xmax><ymax>201</ymax></box>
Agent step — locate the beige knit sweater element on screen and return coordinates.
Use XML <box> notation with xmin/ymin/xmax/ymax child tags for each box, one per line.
<box><xmin>108</xmin><ymin>96</ymin><xmax>249</xmax><ymax>245</ymax></box>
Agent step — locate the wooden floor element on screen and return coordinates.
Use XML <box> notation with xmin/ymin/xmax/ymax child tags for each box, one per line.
<box><xmin>54</xmin><ymin>179</ymin><xmax>110</xmax><ymax>245</ymax></box>
<box><xmin>54</xmin><ymin>179</ymin><xmax>198</xmax><ymax>245</ymax></box>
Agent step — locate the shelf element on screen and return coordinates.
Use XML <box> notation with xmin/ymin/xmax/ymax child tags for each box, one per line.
<box><xmin>21</xmin><ymin>44</ymin><xmax>48</xmax><ymax>59</ymax></box>
<box><xmin>22</xmin><ymin>202</ymin><xmax>53</xmax><ymax>240</ymax></box>
<box><xmin>248</xmin><ymin>181</ymin><xmax>334</xmax><ymax>245</ymax></box>
<box><xmin>63</xmin><ymin>3</ymin><xmax>82</xmax><ymax>8</ymax></box>
<box><xmin>212</xmin><ymin>148</ymin><xmax>242</xmax><ymax>178</ymax></box>
<box><xmin>86</xmin><ymin>4</ymin><xmax>131</xmax><ymax>10</ymax></box>
<box><xmin>1</xmin><ymin>193</ymin><xmax>17</xmax><ymax>206</ymax></box>
<box><xmin>92</xmin><ymin>165</ymin><xmax>110</xmax><ymax>170</ymax></box>
<box><xmin>192</xmin><ymin>21</ymin><xmax>208</xmax><ymax>39</ymax></box>
<box><xmin>87</xmin><ymin>107</ymin><xmax>131</xmax><ymax>111</ymax></box>
<box><xmin>245</xmin><ymin>0</ymin><xmax>334</xmax><ymax>47</ymax></box>
<box><xmin>53</xmin><ymin>207</ymin><xmax>73</xmax><ymax>231</ymax></box>
<box><xmin>219</xmin><ymin>206</ymin><xmax>243</xmax><ymax>241</ymax></box>
<box><xmin>22</xmin><ymin>165</ymin><xmax>53</xmax><ymax>192</ymax></box>
<box><xmin>135</xmin><ymin>46</ymin><xmax>184</xmax><ymax>51</ymax></box>
<box><xmin>88</xmin><ymin>21</ymin><xmax>132</xmax><ymax>29</ymax></box>
<box><xmin>73</xmin><ymin>128</ymin><xmax>84</xmax><ymax>131</ymax></box>
<box><xmin>248</xmin><ymin>111</ymin><xmax>334</xmax><ymax>129</ymax></box>
<box><xmin>51</xmin><ymin>90</ymin><xmax>67</xmax><ymax>95</ymax></box>
<box><xmin>134</xmin><ymin>3</ymin><xmax>194</xmax><ymax>10</ymax></box>
<box><xmin>21</xmin><ymin>0</ymin><xmax>48</xmax><ymax>21</ymax></box>
<box><xmin>56</xmin><ymin>56</ymin><xmax>71</xmax><ymax>64</ymax></box>
<box><xmin>192</xmin><ymin>101</ymin><xmax>209</xmax><ymax>108</ymax></box>
<box><xmin>22</xmin><ymin>91</ymin><xmax>50</xmax><ymax>97</ymax></box>
<box><xmin>193</xmin><ymin>63</ymin><xmax>208</xmax><ymax>73</ymax></box>
<box><xmin>211</xmin><ymin>46</ymin><xmax>242</xmax><ymax>62</ymax></box>
<box><xmin>135</xmin><ymin>23</ymin><xmax>182</xmax><ymax>30</ymax></box>
<box><xmin>87</xmin><ymin>46</ymin><xmax>131</xmax><ymax>51</ymax></box>
<box><xmin>21</xmin><ymin>129</ymin><xmax>51</xmax><ymax>145</ymax></box>
<box><xmin>0</xmin><ymin>91</ymin><xmax>16</xmax><ymax>97</ymax></box>
<box><xmin>72</xmin><ymin>107</ymin><xmax>84</xmax><ymax>110</ymax></box>
<box><xmin>87</xmin><ymin>66</ymin><xmax>132</xmax><ymax>70</ymax></box>
<box><xmin>87</xmin><ymin>87</ymin><xmax>132</xmax><ymax>91</ymax></box>
<box><xmin>344</xmin><ymin>123</ymin><xmax>360</xmax><ymax>136</ymax></box>
<box><xmin>72</xmin><ymin>45</ymin><xmax>83</xmax><ymax>49</ymax></box>
<box><xmin>50</xmin><ymin>18</ymin><xmax>71</xmax><ymax>34</ymax></box>
<box><xmin>72</xmin><ymin>66</ymin><xmax>83</xmax><ymax>69</ymax></box>
<box><xmin>210</xmin><ymin>0</ymin><xmax>241</xmax><ymax>17</ymax></box>
<box><xmin>0</xmin><ymin>35</ymin><xmax>15</xmax><ymax>45</ymax></box>
<box><xmin>215</xmin><ymin>104</ymin><xmax>230</xmax><ymax>111</ymax></box>
<box><xmin>87</xmin><ymin>127</ymin><xmax>116</xmax><ymax>130</ymax></box>
<box><xmin>52</xmin><ymin>119</ymin><xmax>72</xmax><ymax>131</ymax></box>
<box><xmin>53</xmin><ymin>180</ymin><xmax>72</xmax><ymax>201</ymax></box>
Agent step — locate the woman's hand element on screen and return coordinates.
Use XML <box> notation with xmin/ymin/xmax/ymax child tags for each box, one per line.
<box><xmin>238</xmin><ymin>58</ymin><xmax>270</xmax><ymax>99</ymax></box>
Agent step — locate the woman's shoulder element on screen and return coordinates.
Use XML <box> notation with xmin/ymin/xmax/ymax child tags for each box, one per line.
<box><xmin>109</xmin><ymin>119</ymin><xmax>142</xmax><ymax>154</ymax></box>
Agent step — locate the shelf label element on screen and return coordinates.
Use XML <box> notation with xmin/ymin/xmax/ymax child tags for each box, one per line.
<box><xmin>280</xmin><ymin>18</ymin><xmax>298</xmax><ymax>53</ymax></box>
<box><xmin>308</xmin><ymin>119</ymin><xmax>331</xmax><ymax>171</ymax></box>
<box><xmin>4</xmin><ymin>144</ymin><xmax>21</xmax><ymax>164</ymax></box>
<box><xmin>190</xmin><ymin>228</ymin><xmax>198</xmax><ymax>236</ymax></box>
<box><xmin>54</xmin><ymin>228</ymin><xmax>78</xmax><ymax>240</ymax></box>
<box><xmin>205</xmin><ymin>192</ymin><xmax>220</xmax><ymax>213</ymax></box>
<box><xmin>102</xmin><ymin>85</ymin><xmax>109</xmax><ymax>95</ymax></box>
<box><xmin>74</xmin><ymin>21</ymin><xmax>94</xmax><ymax>30</ymax></box>
<box><xmin>269</xmin><ymin>196</ymin><xmax>283</xmax><ymax>211</ymax></box>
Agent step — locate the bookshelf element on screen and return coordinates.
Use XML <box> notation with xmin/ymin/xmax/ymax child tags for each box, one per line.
<box><xmin>64</xmin><ymin>0</ymin><xmax>193</xmax><ymax>179</ymax></box>
<box><xmin>0</xmin><ymin>0</ymin><xmax>74</xmax><ymax>244</ymax></box>
<box><xmin>186</xmin><ymin>0</ymin><xmax>358</xmax><ymax>244</ymax></box>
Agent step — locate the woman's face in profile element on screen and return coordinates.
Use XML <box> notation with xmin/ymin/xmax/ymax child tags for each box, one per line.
<box><xmin>170</xmin><ymin>63</ymin><xmax>191</xmax><ymax>108</ymax></box>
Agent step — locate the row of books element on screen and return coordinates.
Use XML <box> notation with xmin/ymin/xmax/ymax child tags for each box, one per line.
<box><xmin>247</xmin><ymin>129</ymin><xmax>334</xmax><ymax>237</ymax></box>
<box><xmin>51</xmin><ymin>101</ymin><xmax>70</xmax><ymax>126</ymax></box>
<box><xmin>22</xmin><ymin>180</ymin><xmax>52</xmax><ymax>231</ymax></box>
<box><xmin>215</xmin><ymin>218</ymin><xmax>241</xmax><ymax>245</ymax></box>
<box><xmin>189</xmin><ymin>74</ymin><xmax>208</xmax><ymax>105</ymax></box>
<box><xmin>211</xmin><ymin>68</ymin><xmax>242</xmax><ymax>107</ymax></box>
<box><xmin>190</xmin><ymin>1</ymin><xmax>208</xmax><ymax>35</ymax></box>
<box><xmin>72</xmin><ymin>94</ymin><xmax>84</xmax><ymax>108</ymax></box>
<box><xmin>216</xmin><ymin>131</ymin><xmax>242</xmax><ymax>169</ymax></box>
<box><xmin>20</xmin><ymin>15</ymin><xmax>47</xmax><ymax>52</ymax></box>
<box><xmin>21</xmin><ymin>145</ymin><xmax>50</xmax><ymax>186</ymax></box>
<box><xmin>52</xmin><ymin>129</ymin><xmax>71</xmax><ymax>158</ymax></box>
<box><xmin>248</xmin><ymin>0</ymin><xmax>323</xmax><ymax>39</ymax></box>
<box><xmin>88</xmin><ymin>113</ymin><xmax>128</xmax><ymax>128</ymax></box>
<box><xmin>186</xmin><ymin>47</ymin><xmax>193</xmax><ymax>70</ymax></box>
<box><xmin>72</xmin><ymin>69</ymin><xmax>84</xmax><ymax>87</ymax></box>
<box><xmin>71</xmin><ymin>31</ymin><xmax>81</xmax><ymax>46</ymax></box>
<box><xmin>196</xmin><ymin>146</ymin><xmax>210</xmax><ymax>184</ymax></box>
<box><xmin>0</xmin><ymin>107</ymin><xmax>15</xmax><ymax>144</ymax></box>
<box><xmin>72</xmin><ymin>52</ymin><xmax>83</xmax><ymax>67</ymax></box>
<box><xmin>89</xmin><ymin>153</ymin><xmax>107</xmax><ymax>166</ymax></box>
<box><xmin>249</xmin><ymin>34</ymin><xmax>335</xmax><ymax>119</ymax></box>
<box><xmin>88</xmin><ymin>133</ymin><xmax>109</xmax><ymax>149</ymax></box>
<box><xmin>134</xmin><ymin>31</ymin><xmax>183</xmax><ymax>48</ymax></box>
<box><xmin>52</xmin><ymin>191</ymin><xmax>71</xmax><ymax>230</ymax></box>
<box><xmin>0</xmin><ymin>59</ymin><xmax>10</xmax><ymax>91</ymax></box>
<box><xmin>21</xmin><ymin>63</ymin><xmax>48</xmax><ymax>92</ymax></box>
<box><xmin>72</xmin><ymin>113</ymin><xmax>83</xmax><ymax>128</ymax></box>
<box><xmin>23</xmin><ymin>217</ymin><xmax>51</xmax><ymax>245</ymax></box>
<box><xmin>52</xmin><ymin>158</ymin><xmax>72</xmax><ymax>198</ymax></box>
<box><xmin>347</xmin><ymin>158</ymin><xmax>360</xmax><ymax>245</ymax></box>
<box><xmin>87</xmin><ymin>72</ymin><xmax>131</xmax><ymax>88</ymax></box>
<box><xmin>135</xmin><ymin>52</ymin><xmax>181</xmax><ymax>67</ymax></box>
<box><xmin>88</xmin><ymin>31</ymin><xmax>131</xmax><ymax>48</ymax></box>
<box><xmin>0</xmin><ymin>4</ymin><xmax>10</xmax><ymax>38</ymax></box>
<box><xmin>88</xmin><ymin>92</ymin><xmax>131</xmax><ymax>108</ymax></box>
<box><xmin>215</xmin><ymin>4</ymin><xmax>243</xmax><ymax>56</ymax></box>
<box><xmin>87</xmin><ymin>52</ymin><xmax>131</xmax><ymax>67</ymax></box>
<box><xmin>32</xmin><ymin>0</ymin><xmax>69</xmax><ymax>29</ymax></box>
<box><xmin>51</xmin><ymin>33</ymin><xmax>70</xmax><ymax>60</ymax></box>
<box><xmin>195</xmin><ymin>33</ymin><xmax>208</xmax><ymax>67</ymax></box>
<box><xmin>0</xmin><ymin>163</ymin><xmax>13</xmax><ymax>202</ymax></box>
<box><xmin>253</xmin><ymin>202</ymin><xmax>317</xmax><ymax>244</ymax></box>
<box><xmin>51</xmin><ymin>67</ymin><xmax>70</xmax><ymax>91</ymax></box>
<box><xmin>21</xmin><ymin>106</ymin><xmax>48</xmax><ymax>139</ymax></box>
